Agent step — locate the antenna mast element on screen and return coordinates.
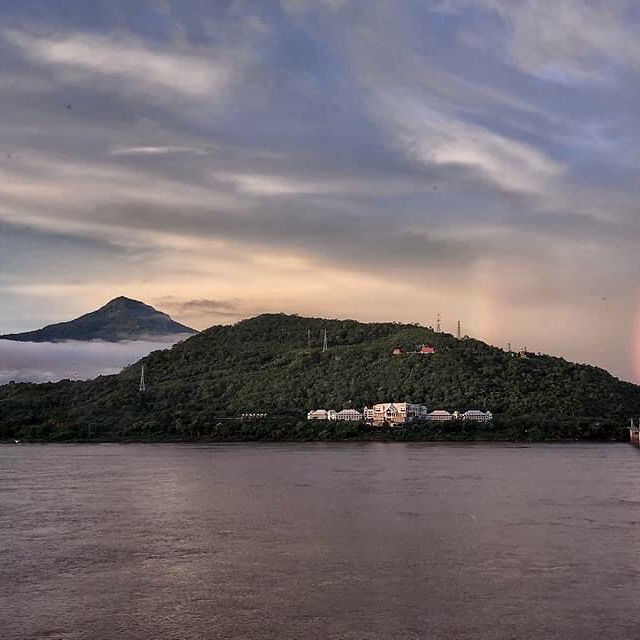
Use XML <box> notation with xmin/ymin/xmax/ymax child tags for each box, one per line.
<box><xmin>322</xmin><ymin>329</ymin><xmax>328</xmax><ymax>353</ymax></box>
<box><xmin>139</xmin><ymin>365</ymin><xmax>146</xmax><ymax>393</ymax></box>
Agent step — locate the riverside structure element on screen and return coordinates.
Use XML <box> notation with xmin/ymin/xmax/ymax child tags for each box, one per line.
<box><xmin>307</xmin><ymin>403</ymin><xmax>492</xmax><ymax>426</ymax></box>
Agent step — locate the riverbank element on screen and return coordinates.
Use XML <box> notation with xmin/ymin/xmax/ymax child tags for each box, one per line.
<box><xmin>3</xmin><ymin>415</ymin><xmax>628</xmax><ymax>443</ymax></box>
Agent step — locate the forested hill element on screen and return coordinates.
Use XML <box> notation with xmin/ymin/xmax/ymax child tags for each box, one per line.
<box><xmin>1</xmin><ymin>313</ymin><xmax>638</xmax><ymax>441</ymax></box>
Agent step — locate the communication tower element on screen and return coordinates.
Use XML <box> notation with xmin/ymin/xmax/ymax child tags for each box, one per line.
<box><xmin>436</xmin><ymin>313</ymin><xmax>441</xmax><ymax>333</ymax></box>
<box><xmin>322</xmin><ymin>329</ymin><xmax>328</xmax><ymax>353</ymax></box>
<box><xmin>139</xmin><ymin>365</ymin><xmax>146</xmax><ymax>393</ymax></box>
<box><xmin>456</xmin><ymin>320</ymin><xmax>461</xmax><ymax>339</ymax></box>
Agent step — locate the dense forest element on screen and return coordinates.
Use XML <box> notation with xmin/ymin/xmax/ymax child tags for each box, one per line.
<box><xmin>0</xmin><ymin>313</ymin><xmax>637</xmax><ymax>442</ymax></box>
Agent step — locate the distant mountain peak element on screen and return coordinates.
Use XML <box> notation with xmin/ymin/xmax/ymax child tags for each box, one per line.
<box><xmin>100</xmin><ymin>297</ymin><xmax>171</xmax><ymax>318</ymax></box>
<box><xmin>105</xmin><ymin>296</ymin><xmax>139</xmax><ymax>305</ymax></box>
<box><xmin>0</xmin><ymin>297</ymin><xmax>196</xmax><ymax>343</ymax></box>
<box><xmin>103</xmin><ymin>296</ymin><xmax>151</xmax><ymax>307</ymax></box>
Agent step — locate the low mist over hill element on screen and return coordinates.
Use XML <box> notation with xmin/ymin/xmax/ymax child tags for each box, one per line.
<box><xmin>0</xmin><ymin>337</ymin><xmax>186</xmax><ymax>385</ymax></box>
<box><xmin>1</xmin><ymin>313</ymin><xmax>638</xmax><ymax>442</ymax></box>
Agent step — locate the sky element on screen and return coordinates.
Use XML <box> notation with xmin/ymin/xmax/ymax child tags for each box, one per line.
<box><xmin>2</xmin><ymin>0</ymin><xmax>640</xmax><ymax>383</ymax></box>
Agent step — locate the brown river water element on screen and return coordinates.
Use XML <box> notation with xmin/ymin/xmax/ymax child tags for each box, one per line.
<box><xmin>1</xmin><ymin>442</ymin><xmax>640</xmax><ymax>639</ymax></box>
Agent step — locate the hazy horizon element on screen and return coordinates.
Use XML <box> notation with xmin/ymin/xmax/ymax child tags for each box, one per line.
<box><xmin>2</xmin><ymin>1</ymin><xmax>640</xmax><ymax>383</ymax></box>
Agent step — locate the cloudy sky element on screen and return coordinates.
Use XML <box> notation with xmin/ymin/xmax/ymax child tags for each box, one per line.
<box><xmin>2</xmin><ymin>0</ymin><xmax>640</xmax><ymax>382</ymax></box>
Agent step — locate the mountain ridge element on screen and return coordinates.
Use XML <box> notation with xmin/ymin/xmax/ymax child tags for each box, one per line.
<box><xmin>0</xmin><ymin>297</ymin><xmax>196</xmax><ymax>342</ymax></box>
<box><xmin>0</xmin><ymin>312</ymin><xmax>638</xmax><ymax>441</ymax></box>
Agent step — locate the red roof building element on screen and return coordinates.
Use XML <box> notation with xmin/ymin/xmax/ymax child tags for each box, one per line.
<box><xmin>417</xmin><ymin>344</ymin><xmax>436</xmax><ymax>354</ymax></box>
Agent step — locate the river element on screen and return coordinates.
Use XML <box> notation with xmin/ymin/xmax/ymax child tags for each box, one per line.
<box><xmin>2</xmin><ymin>443</ymin><xmax>639</xmax><ymax>639</ymax></box>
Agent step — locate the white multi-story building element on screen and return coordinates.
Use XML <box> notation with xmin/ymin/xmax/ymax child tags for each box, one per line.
<box><xmin>309</xmin><ymin>406</ymin><xmax>491</xmax><ymax>424</ymax></box>
<box><xmin>307</xmin><ymin>409</ymin><xmax>337</xmax><ymax>421</ymax></box>
<box><xmin>425</xmin><ymin>409</ymin><xmax>493</xmax><ymax>422</ymax></box>
<box><xmin>308</xmin><ymin>409</ymin><xmax>364</xmax><ymax>421</ymax></box>
<box><xmin>365</xmin><ymin>402</ymin><xmax>428</xmax><ymax>425</ymax></box>
<box><xmin>427</xmin><ymin>410</ymin><xmax>453</xmax><ymax>421</ymax></box>
<box><xmin>333</xmin><ymin>409</ymin><xmax>363</xmax><ymax>421</ymax></box>
<box><xmin>462</xmin><ymin>410</ymin><xmax>493</xmax><ymax>422</ymax></box>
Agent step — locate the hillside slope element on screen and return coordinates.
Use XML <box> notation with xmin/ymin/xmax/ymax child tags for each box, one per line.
<box><xmin>1</xmin><ymin>297</ymin><xmax>196</xmax><ymax>342</ymax></box>
<box><xmin>0</xmin><ymin>313</ymin><xmax>637</xmax><ymax>441</ymax></box>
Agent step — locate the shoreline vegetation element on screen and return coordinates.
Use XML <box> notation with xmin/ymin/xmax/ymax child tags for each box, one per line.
<box><xmin>1</xmin><ymin>416</ymin><xmax>627</xmax><ymax>444</ymax></box>
<box><xmin>1</xmin><ymin>314</ymin><xmax>637</xmax><ymax>444</ymax></box>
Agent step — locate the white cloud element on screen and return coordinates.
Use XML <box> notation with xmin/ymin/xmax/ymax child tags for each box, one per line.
<box><xmin>0</xmin><ymin>151</ymin><xmax>244</xmax><ymax>233</ymax></box>
<box><xmin>214</xmin><ymin>171</ymin><xmax>439</xmax><ymax>197</ymax></box>
<box><xmin>373</xmin><ymin>94</ymin><xmax>564</xmax><ymax>195</ymax></box>
<box><xmin>448</xmin><ymin>0</ymin><xmax>640</xmax><ymax>81</ymax></box>
<box><xmin>109</xmin><ymin>146</ymin><xmax>211</xmax><ymax>156</ymax></box>
<box><xmin>7</xmin><ymin>30</ymin><xmax>233</xmax><ymax>97</ymax></box>
<box><xmin>215</xmin><ymin>172</ymin><xmax>328</xmax><ymax>195</ymax></box>
<box><xmin>215</xmin><ymin>171</ymin><xmax>391</xmax><ymax>196</ymax></box>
